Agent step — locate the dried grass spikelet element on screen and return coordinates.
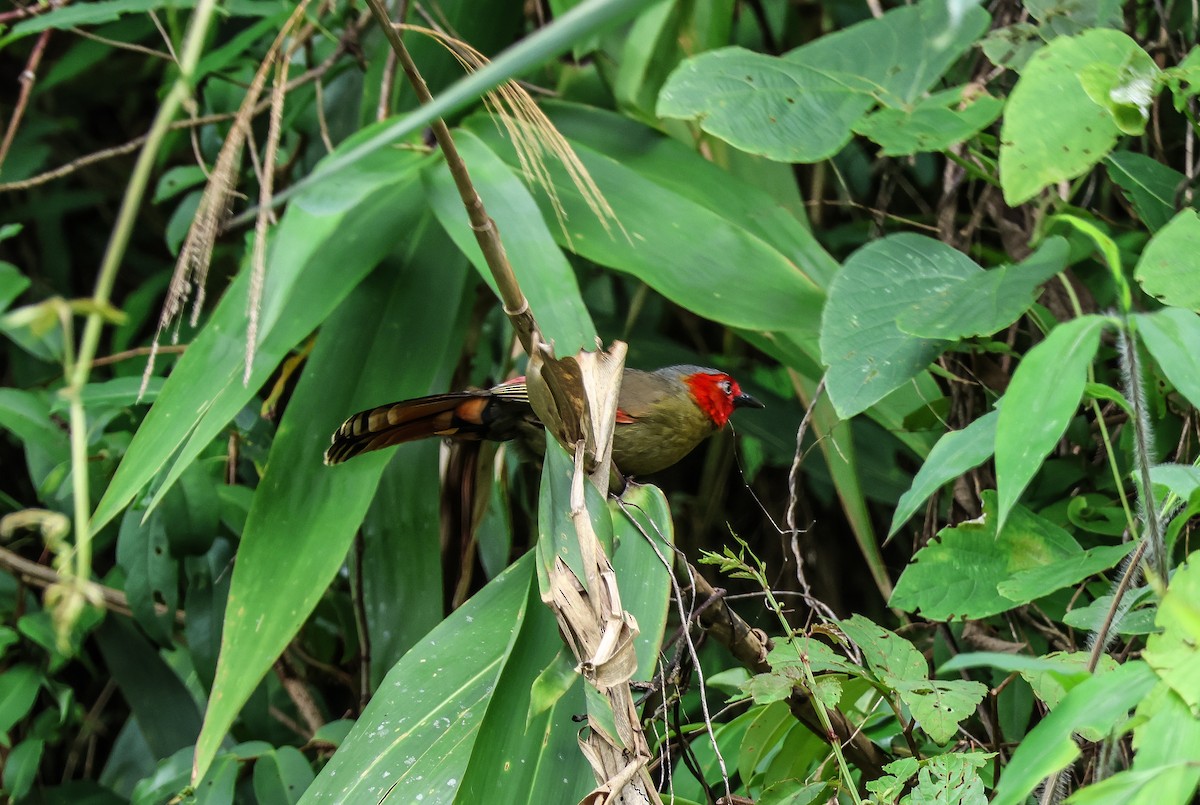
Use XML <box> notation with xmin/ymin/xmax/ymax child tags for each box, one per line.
<box><xmin>140</xmin><ymin>0</ymin><xmax>313</xmax><ymax>398</ymax></box>
<box><xmin>397</xmin><ymin>24</ymin><xmax>625</xmax><ymax>247</ymax></box>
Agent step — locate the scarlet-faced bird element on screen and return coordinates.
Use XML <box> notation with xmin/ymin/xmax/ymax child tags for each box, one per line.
<box><xmin>324</xmin><ymin>365</ymin><xmax>763</xmax><ymax>477</ymax></box>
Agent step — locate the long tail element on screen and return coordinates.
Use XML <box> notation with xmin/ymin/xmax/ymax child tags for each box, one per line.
<box><xmin>324</xmin><ymin>380</ymin><xmax>532</xmax><ymax>465</ymax></box>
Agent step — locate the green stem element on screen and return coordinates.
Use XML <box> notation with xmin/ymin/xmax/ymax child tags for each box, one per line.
<box><xmin>67</xmin><ymin>0</ymin><xmax>219</xmax><ymax>612</ymax></box>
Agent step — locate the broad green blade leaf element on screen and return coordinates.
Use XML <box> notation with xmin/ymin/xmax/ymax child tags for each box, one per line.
<box><xmin>996</xmin><ymin>543</ymin><xmax>1133</xmax><ymax>602</ymax></box>
<box><xmin>1106</xmin><ymin>152</ymin><xmax>1189</xmax><ymax>233</ymax></box>
<box><xmin>275</xmin><ymin>0</ymin><xmax>648</xmax><ymax>209</ymax></box>
<box><xmin>821</xmin><ymin>234</ymin><xmax>973</xmax><ymax>418</ymax></box>
<box><xmin>991</xmin><ymin>661</ymin><xmax>1158</xmax><ymax>805</ymax></box>
<box><xmin>456</xmin><ymin>575</ymin><xmax>592</xmax><ymax>803</ymax></box>
<box><xmin>193</xmin><ymin>226</ymin><xmax>471</xmax><ymax>782</ymax></box>
<box><xmin>999</xmin><ymin>30</ymin><xmax>1139</xmax><ymax>205</ymax></box>
<box><xmin>1087</xmin><ymin>684</ymin><xmax>1200</xmax><ymax>805</ymax></box>
<box><xmin>299</xmin><ymin>554</ymin><xmax>535</xmax><ymax>804</ymax></box>
<box><xmin>424</xmin><ymin>128</ymin><xmax>595</xmax><ymax>354</ymax></box>
<box><xmin>938</xmin><ymin>652</ymin><xmax>1091</xmax><ymax>684</ymax></box>
<box><xmin>995</xmin><ymin>314</ymin><xmax>1104</xmax><ymax>533</ymax></box>
<box><xmin>610</xmin><ymin>484</ymin><xmax>673</xmax><ymax>681</ymax></box>
<box><xmin>1137</xmin><ymin>308</ymin><xmax>1200</xmax><ymax>411</ymax></box>
<box><xmin>465</xmin><ymin>115</ymin><xmax>824</xmax><ymax>336</ymax></box>
<box><xmin>738</xmin><ymin>701</ymin><xmax>794</xmax><ymax>785</ymax></box>
<box><xmin>536</xmin><ymin>439</ymin><xmax>609</xmax><ymax>595</ymax></box>
<box><xmin>854</xmin><ymin>89</ymin><xmax>1003</xmax><ymax>157</ymax></box>
<box><xmin>91</xmin><ymin>145</ymin><xmax>434</xmax><ymax>533</ymax></box>
<box><xmin>896</xmin><ymin>237</ymin><xmax>1069</xmax><ymax>340</ymax></box>
<box><xmin>360</xmin><ymin>441</ymin><xmax>446</xmax><ymax>689</ymax></box>
<box><xmin>1134</xmin><ymin>209</ymin><xmax>1200</xmax><ymax>310</ymax></box>
<box><xmin>1143</xmin><ymin>555</ymin><xmax>1200</xmax><ymax>711</ymax></box>
<box><xmin>536</xmin><ymin>102</ymin><xmax>839</xmax><ymax>288</ymax></box>
<box><xmin>94</xmin><ymin>618</ymin><xmax>202</xmax><ymax>760</ymax></box>
<box><xmin>891</xmin><ymin>493</ymin><xmax>1083</xmax><ymax>620</ymax></box>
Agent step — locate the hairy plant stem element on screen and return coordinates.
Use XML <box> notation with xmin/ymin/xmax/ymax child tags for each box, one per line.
<box><xmin>61</xmin><ymin>0</ymin><xmax>218</xmax><ymax>643</ymax></box>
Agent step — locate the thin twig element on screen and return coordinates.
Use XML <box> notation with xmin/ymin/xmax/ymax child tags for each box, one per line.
<box><xmin>0</xmin><ymin>546</ymin><xmax>183</xmax><ymax>623</ymax></box>
<box><xmin>0</xmin><ymin>29</ymin><xmax>51</xmax><ymax>172</ymax></box>
<box><xmin>91</xmin><ymin>344</ymin><xmax>187</xmax><ymax>368</ymax></box>
<box><xmin>0</xmin><ymin>28</ymin><xmax>356</xmax><ymax>194</ymax></box>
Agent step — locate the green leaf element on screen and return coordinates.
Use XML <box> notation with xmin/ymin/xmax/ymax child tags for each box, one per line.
<box><xmin>895</xmin><ymin>678</ymin><xmax>988</xmax><ymax>744</ymax></box>
<box><xmin>193</xmin><ymin>229</ymin><xmax>470</xmax><ymax>780</ymax></box>
<box><xmin>896</xmin><ymin>237</ymin><xmax>1069</xmax><ymax>340</ymax></box>
<box><xmin>839</xmin><ymin>617</ymin><xmax>985</xmax><ymax>745</ymax></box>
<box><xmin>455</xmin><ymin>579</ymin><xmax>592</xmax><ymax>804</ymax></box>
<box><xmin>251</xmin><ymin>747</ymin><xmax>315</xmax><ymax>805</ymax></box>
<box><xmin>299</xmin><ymin>556</ymin><xmax>534</xmax><ymax>803</ymax></box>
<box><xmin>899</xmin><ymin>753</ymin><xmax>991</xmax><ymax>805</ymax></box>
<box><xmin>0</xmin><ymin>262</ymin><xmax>29</xmax><ymax>314</ymax></box>
<box><xmin>890</xmin><ymin>410</ymin><xmax>998</xmax><ymax>537</ymax></box>
<box><xmin>938</xmin><ymin>652</ymin><xmax>1091</xmax><ymax>686</ymax></box>
<box><xmin>1143</xmin><ymin>555</ymin><xmax>1200</xmax><ymax>711</ymax></box>
<box><xmin>838</xmin><ymin>615</ymin><xmax>926</xmax><ymax>684</ymax></box>
<box><xmin>1000</xmin><ymin>30</ymin><xmax>1138</xmax><ymax>204</ymax></box>
<box><xmin>360</xmin><ymin>442</ymin><xmax>445</xmax><ymax>689</ymax></box>
<box><xmin>2</xmin><ymin>0</ymin><xmax>277</xmax><ymax>42</ymax></box>
<box><xmin>1134</xmin><ymin>210</ymin><xmax>1200</xmax><ymax>310</ymax></box>
<box><xmin>1063</xmin><ymin>589</ymin><xmax>1158</xmax><ymax>636</ymax></box>
<box><xmin>466</xmin><ymin>111</ymin><xmax>825</xmax><ymax>335</ymax></box>
<box><xmin>992</xmin><ymin>661</ymin><xmax>1158</xmax><ymax>805</ymax></box>
<box><xmin>994</xmin><ymin>314</ymin><xmax>1104</xmax><ymax>532</ymax></box>
<box><xmin>115</xmin><ymin>504</ymin><xmax>179</xmax><ymax>646</ymax></box>
<box><xmin>1078</xmin><ymin>51</ymin><xmax>1162</xmax><ymax>136</ymax></box>
<box><xmin>91</xmin><ymin>144</ymin><xmax>434</xmax><ymax>533</ymax></box>
<box><xmin>610</xmin><ymin>483</ymin><xmax>673</xmax><ymax>681</ymax></box>
<box><xmin>821</xmin><ymin>234</ymin><xmax>975</xmax><ymax>418</ymax></box>
<box><xmin>657</xmin><ymin>46</ymin><xmax>875</xmax><ymax>162</ymax></box>
<box><xmin>657</xmin><ymin>1</ymin><xmax>989</xmax><ymax>162</ymax></box>
<box><xmin>1137</xmin><ymin>308</ymin><xmax>1200</xmax><ymax>412</ymax></box>
<box><xmin>94</xmin><ymin>618</ymin><xmax>202</xmax><ymax>759</ymax></box>
<box><xmin>891</xmin><ymin>493</ymin><xmax>1084</xmax><ymax>620</ymax></box>
<box><xmin>739</xmin><ymin>702</ymin><xmax>795</xmax><ymax>786</ymax></box>
<box><xmin>424</xmin><ymin>129</ymin><xmax>595</xmax><ymax>354</ymax></box>
<box><xmin>1149</xmin><ymin>462</ymin><xmax>1200</xmax><ymax>501</ymax></box>
<box><xmin>996</xmin><ymin>543</ymin><xmax>1133</xmax><ymax>603</ymax></box>
<box><xmin>1105</xmin><ymin>152</ymin><xmax>1188</xmax><ymax>232</ymax></box>
<box><xmin>1084</xmin><ymin>684</ymin><xmax>1200</xmax><ymax>805</ymax></box>
<box><xmin>2</xmin><ymin>738</ymin><xmax>45</xmax><ymax>800</ymax></box>
<box><xmin>1019</xmin><ymin>651</ymin><xmax>1119</xmax><ymax>714</ymax></box>
<box><xmin>538</xmin><ymin>102</ymin><xmax>840</xmax><ymax>288</ymax></box>
<box><xmin>528</xmin><ymin>650</ymin><xmax>577</xmax><ymax>723</ymax></box>
<box><xmin>854</xmin><ymin>89</ymin><xmax>1004</xmax><ymax>157</ymax></box>
<box><xmin>0</xmin><ymin>664</ymin><xmax>41</xmax><ymax>738</ymax></box>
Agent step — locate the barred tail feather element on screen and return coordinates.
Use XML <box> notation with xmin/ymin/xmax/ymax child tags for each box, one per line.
<box><xmin>324</xmin><ymin>393</ymin><xmax>482</xmax><ymax>465</ymax></box>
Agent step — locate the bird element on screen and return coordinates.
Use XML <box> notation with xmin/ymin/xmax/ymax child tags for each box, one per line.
<box><xmin>324</xmin><ymin>365</ymin><xmax>764</xmax><ymax>478</ymax></box>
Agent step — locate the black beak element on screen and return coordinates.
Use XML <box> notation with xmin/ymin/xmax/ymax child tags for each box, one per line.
<box><xmin>734</xmin><ymin>393</ymin><xmax>765</xmax><ymax>409</ymax></box>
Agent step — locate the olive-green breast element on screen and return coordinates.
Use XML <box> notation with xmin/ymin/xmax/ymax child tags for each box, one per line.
<box><xmin>610</xmin><ymin>369</ymin><xmax>720</xmax><ymax>476</ymax></box>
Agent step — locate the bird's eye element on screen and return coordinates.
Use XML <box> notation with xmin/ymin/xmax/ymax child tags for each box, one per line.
<box><xmin>719</xmin><ymin>380</ymin><xmax>733</xmax><ymax>395</ymax></box>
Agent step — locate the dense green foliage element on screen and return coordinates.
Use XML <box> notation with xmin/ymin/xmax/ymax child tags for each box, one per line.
<box><xmin>1</xmin><ymin>0</ymin><xmax>1199</xmax><ymax>803</ymax></box>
